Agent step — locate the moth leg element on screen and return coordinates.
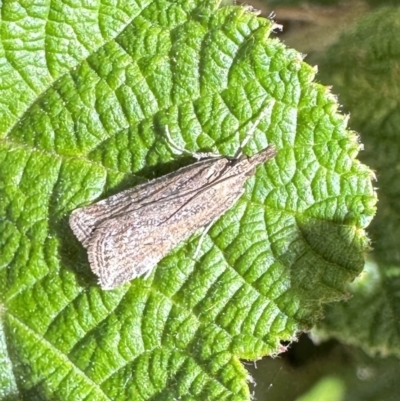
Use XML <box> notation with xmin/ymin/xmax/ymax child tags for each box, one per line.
<box><xmin>142</xmin><ymin>266</ymin><xmax>154</xmax><ymax>280</ymax></box>
<box><xmin>233</xmin><ymin>103</ymin><xmax>274</xmax><ymax>158</ymax></box>
<box><xmin>164</xmin><ymin>126</ymin><xmax>221</xmax><ymax>160</ymax></box>
<box><xmin>193</xmin><ymin>217</ymin><xmax>219</xmax><ymax>259</ymax></box>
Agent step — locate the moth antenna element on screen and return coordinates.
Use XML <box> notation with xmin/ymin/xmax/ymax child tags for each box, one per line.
<box><xmin>164</xmin><ymin>126</ymin><xmax>221</xmax><ymax>160</ymax></box>
<box><xmin>164</xmin><ymin>125</ymin><xmax>187</xmax><ymax>156</ymax></box>
<box><xmin>234</xmin><ymin>102</ymin><xmax>274</xmax><ymax>159</ymax></box>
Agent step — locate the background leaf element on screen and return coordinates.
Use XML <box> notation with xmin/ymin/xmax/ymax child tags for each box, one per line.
<box><xmin>0</xmin><ymin>0</ymin><xmax>376</xmax><ymax>400</ymax></box>
<box><xmin>248</xmin><ymin>336</ymin><xmax>400</xmax><ymax>401</ymax></box>
<box><xmin>314</xmin><ymin>6</ymin><xmax>400</xmax><ymax>358</ymax></box>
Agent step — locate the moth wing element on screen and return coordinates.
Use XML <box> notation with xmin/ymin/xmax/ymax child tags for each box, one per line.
<box><xmin>86</xmin><ymin>215</ymin><xmax>178</xmax><ymax>290</ymax></box>
<box><xmin>69</xmin><ymin>208</ymin><xmax>105</xmax><ymax>248</ymax></box>
<box><xmin>69</xmin><ymin>158</ymin><xmax>221</xmax><ymax>247</ymax></box>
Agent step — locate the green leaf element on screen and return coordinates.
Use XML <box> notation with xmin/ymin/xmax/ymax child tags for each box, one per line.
<box><xmin>249</xmin><ymin>337</ymin><xmax>400</xmax><ymax>401</ymax></box>
<box><xmin>0</xmin><ymin>0</ymin><xmax>376</xmax><ymax>400</ymax></box>
<box><xmin>315</xmin><ymin>259</ymin><xmax>400</xmax><ymax>357</ymax></box>
<box><xmin>295</xmin><ymin>377</ymin><xmax>345</xmax><ymax>401</ymax></box>
<box><xmin>314</xmin><ymin>6</ymin><xmax>400</xmax><ymax>357</ymax></box>
<box><xmin>316</xmin><ymin>6</ymin><xmax>400</xmax><ymax>269</ymax></box>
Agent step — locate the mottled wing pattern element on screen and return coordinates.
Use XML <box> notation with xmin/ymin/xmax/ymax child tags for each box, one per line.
<box><xmin>69</xmin><ymin>157</ymin><xmax>226</xmax><ymax>247</ymax></box>
<box><xmin>87</xmin><ymin>217</ymin><xmax>174</xmax><ymax>289</ymax></box>
<box><xmin>86</xmin><ymin>170</ymin><xmax>247</xmax><ymax>289</ymax></box>
<box><xmin>71</xmin><ymin>147</ymin><xmax>276</xmax><ymax>289</ymax></box>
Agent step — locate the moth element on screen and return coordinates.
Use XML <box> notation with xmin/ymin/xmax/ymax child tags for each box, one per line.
<box><xmin>70</xmin><ymin>113</ymin><xmax>276</xmax><ymax>290</ymax></box>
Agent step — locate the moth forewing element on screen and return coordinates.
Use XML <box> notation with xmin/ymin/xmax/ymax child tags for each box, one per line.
<box><xmin>70</xmin><ymin>146</ymin><xmax>276</xmax><ymax>290</ymax></box>
<box><xmin>69</xmin><ymin>156</ymin><xmax>224</xmax><ymax>247</ymax></box>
